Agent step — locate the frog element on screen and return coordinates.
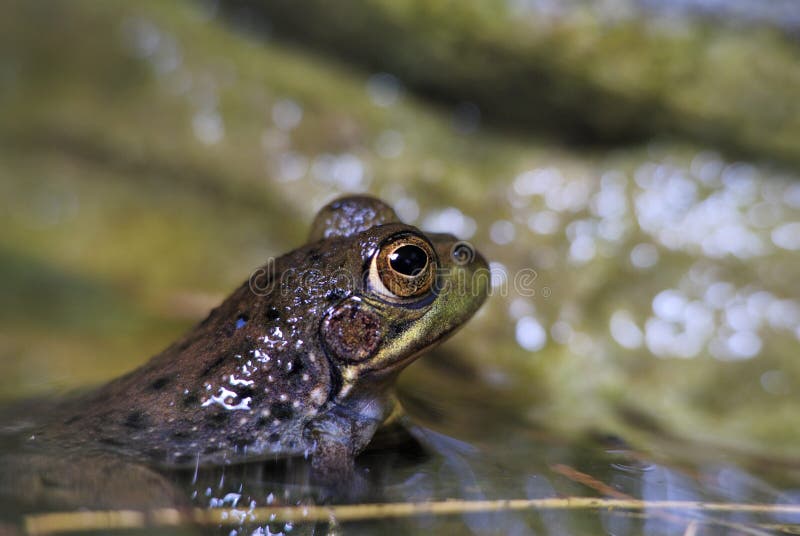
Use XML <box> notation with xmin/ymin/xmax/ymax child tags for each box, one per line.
<box><xmin>27</xmin><ymin>195</ymin><xmax>489</xmax><ymax>487</ymax></box>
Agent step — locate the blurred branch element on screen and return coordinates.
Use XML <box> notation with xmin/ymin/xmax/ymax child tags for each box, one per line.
<box><xmin>223</xmin><ymin>0</ymin><xmax>800</xmax><ymax>167</ymax></box>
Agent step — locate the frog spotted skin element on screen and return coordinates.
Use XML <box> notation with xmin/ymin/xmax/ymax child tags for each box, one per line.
<box><xmin>37</xmin><ymin>196</ymin><xmax>489</xmax><ymax>481</ymax></box>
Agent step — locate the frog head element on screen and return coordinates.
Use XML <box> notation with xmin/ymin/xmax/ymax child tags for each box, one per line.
<box><xmin>309</xmin><ymin>196</ymin><xmax>489</xmax><ymax>402</ymax></box>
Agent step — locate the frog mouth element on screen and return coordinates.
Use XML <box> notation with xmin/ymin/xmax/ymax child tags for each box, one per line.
<box><xmin>336</xmin><ymin>320</ymin><xmax>462</xmax><ymax>391</ymax></box>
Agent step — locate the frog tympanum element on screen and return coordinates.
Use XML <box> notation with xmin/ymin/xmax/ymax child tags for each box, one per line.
<box><xmin>32</xmin><ymin>195</ymin><xmax>488</xmax><ymax>487</ymax></box>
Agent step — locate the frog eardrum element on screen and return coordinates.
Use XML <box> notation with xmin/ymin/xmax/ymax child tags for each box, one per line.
<box><xmin>368</xmin><ymin>233</ymin><xmax>437</xmax><ymax>300</ymax></box>
<box><xmin>321</xmin><ymin>298</ymin><xmax>386</xmax><ymax>363</ymax></box>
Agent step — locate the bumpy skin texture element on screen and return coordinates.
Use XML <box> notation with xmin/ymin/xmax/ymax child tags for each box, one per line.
<box><xmin>36</xmin><ymin>196</ymin><xmax>489</xmax><ymax>480</ymax></box>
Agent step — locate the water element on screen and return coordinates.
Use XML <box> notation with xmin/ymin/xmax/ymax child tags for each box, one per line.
<box><xmin>4</xmin><ymin>363</ymin><xmax>799</xmax><ymax>534</ymax></box>
<box><xmin>1</xmin><ymin>1</ymin><xmax>799</xmax><ymax>534</ymax></box>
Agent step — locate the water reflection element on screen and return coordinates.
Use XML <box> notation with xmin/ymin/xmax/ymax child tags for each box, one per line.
<box><xmin>8</xmin><ymin>355</ymin><xmax>796</xmax><ymax>534</ymax></box>
<box><xmin>143</xmin><ymin>411</ymin><xmax>800</xmax><ymax>534</ymax></box>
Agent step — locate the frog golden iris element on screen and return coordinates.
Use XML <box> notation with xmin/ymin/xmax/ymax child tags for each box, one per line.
<box><xmin>369</xmin><ymin>233</ymin><xmax>437</xmax><ymax>301</ymax></box>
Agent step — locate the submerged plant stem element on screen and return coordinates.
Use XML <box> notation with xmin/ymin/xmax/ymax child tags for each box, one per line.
<box><xmin>24</xmin><ymin>498</ymin><xmax>800</xmax><ymax>535</ymax></box>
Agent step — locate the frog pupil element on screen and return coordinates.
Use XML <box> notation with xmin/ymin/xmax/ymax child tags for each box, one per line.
<box><xmin>389</xmin><ymin>245</ymin><xmax>427</xmax><ymax>276</ymax></box>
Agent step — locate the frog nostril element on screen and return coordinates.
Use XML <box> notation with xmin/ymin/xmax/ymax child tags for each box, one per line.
<box><xmin>235</xmin><ymin>314</ymin><xmax>249</xmax><ymax>330</ymax></box>
<box><xmin>451</xmin><ymin>241</ymin><xmax>475</xmax><ymax>265</ymax></box>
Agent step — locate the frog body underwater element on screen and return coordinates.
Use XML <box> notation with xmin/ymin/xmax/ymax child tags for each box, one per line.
<box><xmin>34</xmin><ymin>195</ymin><xmax>488</xmax><ymax>483</ymax></box>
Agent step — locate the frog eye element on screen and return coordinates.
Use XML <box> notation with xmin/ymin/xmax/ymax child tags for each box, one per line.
<box><xmin>368</xmin><ymin>234</ymin><xmax>437</xmax><ymax>300</ymax></box>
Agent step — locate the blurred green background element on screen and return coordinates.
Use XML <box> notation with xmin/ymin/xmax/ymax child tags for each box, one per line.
<box><xmin>1</xmin><ymin>0</ymin><xmax>799</xmax><ymax>459</ymax></box>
